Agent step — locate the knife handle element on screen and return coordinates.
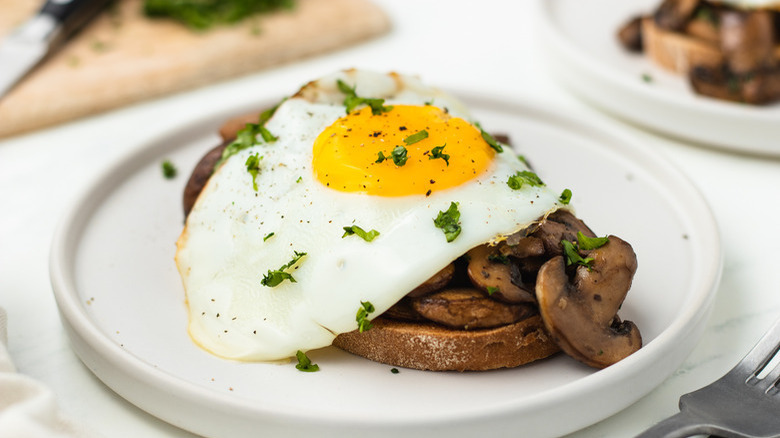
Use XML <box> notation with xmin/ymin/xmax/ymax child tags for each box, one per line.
<box><xmin>39</xmin><ymin>0</ymin><xmax>111</xmax><ymax>44</ymax></box>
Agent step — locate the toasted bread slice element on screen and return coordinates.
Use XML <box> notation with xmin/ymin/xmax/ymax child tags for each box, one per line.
<box><xmin>332</xmin><ymin>315</ymin><xmax>560</xmax><ymax>371</ymax></box>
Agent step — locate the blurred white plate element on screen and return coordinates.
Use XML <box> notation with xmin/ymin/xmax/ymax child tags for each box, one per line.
<box><xmin>536</xmin><ymin>0</ymin><xmax>780</xmax><ymax>156</ymax></box>
<box><xmin>50</xmin><ymin>93</ymin><xmax>721</xmax><ymax>438</ymax></box>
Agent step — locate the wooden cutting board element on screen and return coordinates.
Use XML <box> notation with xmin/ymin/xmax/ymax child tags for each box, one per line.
<box><xmin>0</xmin><ymin>0</ymin><xmax>390</xmax><ymax>138</ymax></box>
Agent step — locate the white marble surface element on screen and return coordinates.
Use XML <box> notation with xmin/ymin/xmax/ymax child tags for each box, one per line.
<box><xmin>1</xmin><ymin>1</ymin><xmax>780</xmax><ymax>437</ymax></box>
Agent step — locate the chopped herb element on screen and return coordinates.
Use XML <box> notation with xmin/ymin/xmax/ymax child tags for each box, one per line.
<box><xmin>390</xmin><ymin>367</ymin><xmax>400</xmax><ymax>374</ymax></box>
<box><xmin>487</xmin><ymin>286</ymin><xmax>499</xmax><ymax>296</ymax></box>
<box><xmin>356</xmin><ymin>301</ymin><xmax>375</xmax><ymax>332</ymax></box>
<box><xmin>577</xmin><ymin>232</ymin><xmax>609</xmax><ymax>250</ymax></box>
<box><xmin>429</xmin><ymin>144</ymin><xmax>450</xmax><ymax>165</ymax></box>
<box><xmin>375</xmin><ymin>151</ymin><xmax>387</xmax><ymax>163</ymax></box>
<box><xmin>161</xmin><ymin>160</ymin><xmax>177</xmax><ymax>179</ymax></box>
<box><xmin>337</xmin><ymin>79</ymin><xmax>393</xmax><ymax>115</ymax></box>
<box><xmin>488</xmin><ymin>253</ymin><xmax>509</xmax><ymax>264</ymax></box>
<box><xmin>261</xmin><ymin>251</ymin><xmax>306</xmax><ymax>287</ymax></box>
<box><xmin>642</xmin><ymin>73</ymin><xmax>653</xmax><ymax>83</ymax></box>
<box><xmin>245</xmin><ymin>153</ymin><xmax>262</xmax><ymax>191</ymax></box>
<box><xmin>517</xmin><ymin>154</ymin><xmax>530</xmax><ymax>167</ymax></box>
<box><xmin>474</xmin><ymin>122</ymin><xmax>503</xmax><ymax>153</ymax></box>
<box><xmin>424</xmin><ymin>99</ymin><xmax>434</xmax><ymax>106</ymax></box>
<box><xmin>263</xmin><ymin>232</ymin><xmax>275</xmax><ymax>241</ymax></box>
<box><xmin>214</xmin><ymin>101</ymin><xmax>282</xmax><ymax>170</ymax></box>
<box><xmin>559</xmin><ymin>189</ymin><xmax>572</xmax><ymax>205</ymax></box>
<box><xmin>507</xmin><ymin>170</ymin><xmax>545</xmax><ymax>190</ymax></box>
<box><xmin>342</xmin><ymin>225</ymin><xmax>380</xmax><ymax>242</ymax></box>
<box><xmin>143</xmin><ymin>0</ymin><xmax>295</xmax><ymax>30</ymax></box>
<box><xmin>391</xmin><ymin>146</ymin><xmax>408</xmax><ymax>166</ymax></box>
<box><xmin>295</xmin><ymin>350</ymin><xmax>320</xmax><ymax>372</ymax></box>
<box><xmin>296</xmin><ymin>176</ymin><xmax>302</xmax><ymax>183</ymax></box>
<box><xmin>403</xmin><ymin>130</ymin><xmax>428</xmax><ymax>145</ymax></box>
<box><xmin>433</xmin><ymin>202</ymin><xmax>461</xmax><ymax>243</ymax></box>
<box><xmin>561</xmin><ymin>240</ymin><xmax>594</xmax><ymax>269</ymax></box>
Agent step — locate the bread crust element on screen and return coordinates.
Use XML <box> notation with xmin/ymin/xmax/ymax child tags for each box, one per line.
<box><xmin>332</xmin><ymin>315</ymin><xmax>560</xmax><ymax>371</ymax></box>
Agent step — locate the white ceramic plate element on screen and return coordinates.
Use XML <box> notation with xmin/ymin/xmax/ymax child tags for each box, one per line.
<box><xmin>50</xmin><ymin>94</ymin><xmax>721</xmax><ymax>438</ymax></box>
<box><xmin>536</xmin><ymin>0</ymin><xmax>780</xmax><ymax>156</ymax></box>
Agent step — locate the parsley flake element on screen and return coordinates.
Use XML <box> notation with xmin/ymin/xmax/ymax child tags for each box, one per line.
<box><xmin>263</xmin><ymin>232</ymin><xmax>275</xmax><ymax>241</ymax></box>
<box><xmin>337</xmin><ymin>79</ymin><xmax>393</xmax><ymax>115</ymax></box>
<box><xmin>429</xmin><ymin>144</ymin><xmax>450</xmax><ymax>165</ymax></box>
<box><xmin>577</xmin><ymin>232</ymin><xmax>609</xmax><ymax>250</ymax></box>
<box><xmin>375</xmin><ymin>151</ymin><xmax>387</xmax><ymax>163</ymax></box>
<box><xmin>561</xmin><ymin>240</ymin><xmax>594</xmax><ymax>269</ymax></box>
<box><xmin>488</xmin><ymin>253</ymin><xmax>509</xmax><ymax>264</ymax></box>
<box><xmin>487</xmin><ymin>286</ymin><xmax>500</xmax><ymax>296</ymax></box>
<box><xmin>391</xmin><ymin>146</ymin><xmax>408</xmax><ymax>166</ymax></box>
<box><xmin>356</xmin><ymin>301</ymin><xmax>375</xmax><ymax>332</ymax></box>
<box><xmin>245</xmin><ymin>153</ymin><xmax>262</xmax><ymax>191</ymax></box>
<box><xmin>433</xmin><ymin>202</ymin><xmax>461</xmax><ymax>243</ymax></box>
<box><xmin>507</xmin><ymin>170</ymin><xmax>545</xmax><ymax>190</ymax></box>
<box><xmin>261</xmin><ymin>251</ymin><xmax>307</xmax><ymax>287</ymax></box>
<box><xmin>391</xmin><ymin>367</ymin><xmax>400</xmax><ymax>374</ymax></box>
<box><xmin>559</xmin><ymin>189</ymin><xmax>572</xmax><ymax>205</ymax></box>
<box><xmin>214</xmin><ymin>100</ymin><xmax>283</xmax><ymax>170</ymax></box>
<box><xmin>296</xmin><ymin>176</ymin><xmax>302</xmax><ymax>183</ymax></box>
<box><xmin>161</xmin><ymin>160</ymin><xmax>177</xmax><ymax>179</ymax></box>
<box><xmin>403</xmin><ymin>130</ymin><xmax>428</xmax><ymax>145</ymax></box>
<box><xmin>342</xmin><ymin>225</ymin><xmax>380</xmax><ymax>242</ymax></box>
<box><xmin>474</xmin><ymin>122</ymin><xmax>503</xmax><ymax>153</ymax></box>
<box><xmin>295</xmin><ymin>350</ymin><xmax>320</xmax><ymax>372</ymax></box>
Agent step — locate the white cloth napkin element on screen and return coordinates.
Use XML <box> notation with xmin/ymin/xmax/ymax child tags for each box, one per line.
<box><xmin>0</xmin><ymin>308</ymin><xmax>100</xmax><ymax>438</ymax></box>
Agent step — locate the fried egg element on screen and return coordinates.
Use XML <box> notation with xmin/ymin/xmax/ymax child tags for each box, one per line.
<box><xmin>175</xmin><ymin>70</ymin><xmax>567</xmax><ymax>361</ymax></box>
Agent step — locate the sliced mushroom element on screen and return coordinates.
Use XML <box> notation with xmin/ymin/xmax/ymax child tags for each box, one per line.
<box><xmin>531</xmin><ymin>209</ymin><xmax>596</xmax><ymax>257</ymax></box>
<box><xmin>618</xmin><ymin>15</ymin><xmax>645</xmax><ymax>52</ymax></box>
<box><xmin>719</xmin><ymin>8</ymin><xmax>776</xmax><ymax>75</ymax></box>
<box><xmin>466</xmin><ymin>244</ymin><xmax>535</xmax><ymax>303</ymax></box>
<box><xmin>406</xmin><ymin>263</ymin><xmax>455</xmax><ymax>297</ymax></box>
<box><xmin>183</xmin><ymin>140</ymin><xmax>229</xmax><ymax>218</ymax></box>
<box><xmin>690</xmin><ymin>64</ymin><xmax>780</xmax><ymax>104</ymax></box>
<box><xmin>535</xmin><ymin>236</ymin><xmax>641</xmax><ymax>368</ymax></box>
<box><xmin>382</xmin><ymin>298</ymin><xmax>427</xmax><ymax>322</ymax></box>
<box><xmin>411</xmin><ymin>288</ymin><xmax>537</xmax><ymax>329</ymax></box>
<box><xmin>654</xmin><ymin>0</ymin><xmax>700</xmax><ymax>31</ymax></box>
<box><xmin>684</xmin><ymin>5</ymin><xmax>720</xmax><ymax>44</ymax></box>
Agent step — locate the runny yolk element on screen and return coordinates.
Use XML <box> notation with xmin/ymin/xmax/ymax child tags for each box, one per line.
<box><xmin>312</xmin><ymin>105</ymin><xmax>495</xmax><ymax>196</ymax></box>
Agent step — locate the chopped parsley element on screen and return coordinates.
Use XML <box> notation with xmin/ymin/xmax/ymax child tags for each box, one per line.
<box><xmin>296</xmin><ymin>176</ymin><xmax>302</xmax><ymax>183</ymax></box>
<box><xmin>375</xmin><ymin>151</ymin><xmax>387</xmax><ymax>163</ymax></box>
<box><xmin>390</xmin><ymin>367</ymin><xmax>400</xmax><ymax>374</ymax></box>
<box><xmin>356</xmin><ymin>301</ymin><xmax>375</xmax><ymax>332</ymax></box>
<box><xmin>143</xmin><ymin>0</ymin><xmax>295</xmax><ymax>30</ymax></box>
<box><xmin>260</xmin><ymin>251</ymin><xmax>306</xmax><ymax>287</ymax></box>
<box><xmin>561</xmin><ymin>240</ymin><xmax>594</xmax><ymax>269</ymax></box>
<box><xmin>245</xmin><ymin>153</ymin><xmax>262</xmax><ymax>191</ymax></box>
<box><xmin>559</xmin><ymin>189</ymin><xmax>572</xmax><ymax>205</ymax></box>
<box><xmin>263</xmin><ymin>232</ymin><xmax>275</xmax><ymax>241</ymax></box>
<box><xmin>560</xmin><ymin>233</ymin><xmax>608</xmax><ymax>270</ymax></box>
<box><xmin>577</xmin><ymin>231</ymin><xmax>609</xmax><ymax>250</ymax></box>
<box><xmin>474</xmin><ymin>122</ymin><xmax>503</xmax><ymax>153</ymax></box>
<box><xmin>433</xmin><ymin>202</ymin><xmax>461</xmax><ymax>243</ymax></box>
<box><xmin>429</xmin><ymin>144</ymin><xmax>449</xmax><ymax>166</ymax></box>
<box><xmin>403</xmin><ymin>130</ymin><xmax>428</xmax><ymax>145</ymax></box>
<box><xmin>295</xmin><ymin>350</ymin><xmax>320</xmax><ymax>372</ymax></box>
<box><xmin>487</xmin><ymin>286</ymin><xmax>499</xmax><ymax>296</ymax></box>
<box><xmin>507</xmin><ymin>170</ymin><xmax>545</xmax><ymax>190</ymax></box>
<box><xmin>214</xmin><ymin>100</ymin><xmax>282</xmax><ymax>170</ymax></box>
<box><xmin>642</xmin><ymin>73</ymin><xmax>653</xmax><ymax>83</ymax></box>
<box><xmin>517</xmin><ymin>154</ymin><xmax>530</xmax><ymax>167</ymax></box>
<box><xmin>342</xmin><ymin>225</ymin><xmax>380</xmax><ymax>242</ymax></box>
<box><xmin>337</xmin><ymin>79</ymin><xmax>393</xmax><ymax>115</ymax></box>
<box><xmin>488</xmin><ymin>253</ymin><xmax>509</xmax><ymax>264</ymax></box>
<box><xmin>161</xmin><ymin>160</ymin><xmax>177</xmax><ymax>179</ymax></box>
<box><xmin>390</xmin><ymin>146</ymin><xmax>408</xmax><ymax>166</ymax></box>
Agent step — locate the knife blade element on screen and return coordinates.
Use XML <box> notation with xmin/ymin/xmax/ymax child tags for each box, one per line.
<box><xmin>0</xmin><ymin>0</ymin><xmax>111</xmax><ymax>99</ymax></box>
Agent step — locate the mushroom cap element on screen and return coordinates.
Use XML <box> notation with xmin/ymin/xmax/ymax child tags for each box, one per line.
<box><xmin>535</xmin><ymin>236</ymin><xmax>641</xmax><ymax>368</ymax></box>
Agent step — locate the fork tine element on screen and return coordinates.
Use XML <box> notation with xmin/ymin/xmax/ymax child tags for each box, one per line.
<box><xmin>740</xmin><ymin>318</ymin><xmax>780</xmax><ymax>384</ymax></box>
<box><xmin>763</xmin><ymin>361</ymin><xmax>780</xmax><ymax>396</ymax></box>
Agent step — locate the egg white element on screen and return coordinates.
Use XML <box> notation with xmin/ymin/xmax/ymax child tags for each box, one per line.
<box><xmin>176</xmin><ymin>71</ymin><xmax>565</xmax><ymax>361</ymax></box>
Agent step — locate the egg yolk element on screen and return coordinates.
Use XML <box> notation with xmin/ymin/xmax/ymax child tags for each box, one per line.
<box><xmin>312</xmin><ymin>105</ymin><xmax>495</xmax><ymax>196</ymax></box>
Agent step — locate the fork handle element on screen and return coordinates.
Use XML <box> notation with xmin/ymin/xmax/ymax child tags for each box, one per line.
<box><xmin>635</xmin><ymin>411</ymin><xmax>709</xmax><ymax>438</ymax></box>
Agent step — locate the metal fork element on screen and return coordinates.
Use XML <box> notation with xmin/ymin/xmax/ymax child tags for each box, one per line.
<box><xmin>636</xmin><ymin>317</ymin><xmax>780</xmax><ymax>438</ymax></box>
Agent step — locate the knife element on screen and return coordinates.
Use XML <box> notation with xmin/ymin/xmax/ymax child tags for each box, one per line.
<box><xmin>0</xmin><ymin>0</ymin><xmax>112</xmax><ymax>99</ymax></box>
